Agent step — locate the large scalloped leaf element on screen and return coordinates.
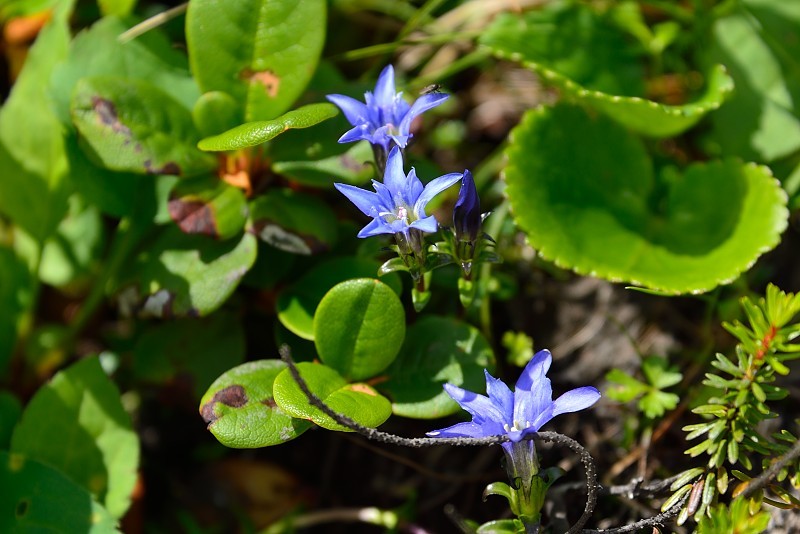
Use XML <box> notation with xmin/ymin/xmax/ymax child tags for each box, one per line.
<box><xmin>504</xmin><ymin>104</ymin><xmax>788</xmax><ymax>294</ymax></box>
<box><xmin>186</xmin><ymin>0</ymin><xmax>326</xmax><ymax>122</ymax></box>
<box><xmin>199</xmin><ymin>360</ymin><xmax>311</xmax><ymax>448</ymax></box>
<box><xmin>480</xmin><ymin>9</ymin><xmax>734</xmax><ymax>138</ymax></box>
<box><xmin>198</xmin><ymin>103</ymin><xmax>338</xmax><ymax>151</ymax></box>
<box><xmin>273</xmin><ymin>362</ymin><xmax>392</xmax><ymax>432</ymax></box>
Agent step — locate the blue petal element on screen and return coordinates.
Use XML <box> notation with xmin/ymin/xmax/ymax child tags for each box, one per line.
<box><xmin>426</xmin><ymin>421</ymin><xmax>487</xmax><ymax>439</ymax></box>
<box><xmin>405</xmin><ymin>168</ymin><xmax>424</xmax><ymax>205</ymax></box>
<box><xmin>453</xmin><ymin>169</ymin><xmax>481</xmax><ymax>241</ymax></box>
<box><xmin>334</xmin><ymin>183</ymin><xmax>381</xmax><ymax>217</ymax></box>
<box><xmin>326</xmin><ymin>94</ymin><xmax>370</xmax><ymax>126</ymax></box>
<box><xmin>357</xmin><ymin>217</ymin><xmax>393</xmax><ymax>238</ymax></box>
<box><xmin>484</xmin><ymin>370</ymin><xmax>514</xmax><ymax>421</ymax></box>
<box><xmin>383</xmin><ymin>147</ymin><xmax>407</xmax><ymax>198</ymax></box>
<box><xmin>414</xmin><ymin>172</ymin><xmax>462</xmax><ymax>217</ymax></box>
<box><xmin>371</xmin><ymin>180</ymin><xmax>394</xmax><ymax>208</ymax></box>
<box><xmin>409</xmin><ymin>215</ymin><xmax>439</xmax><ymax>234</ymax></box>
<box><xmin>338</xmin><ymin>124</ymin><xmax>371</xmax><ymax>144</ymax></box>
<box><xmin>513</xmin><ymin>350</ymin><xmax>553</xmax><ymax>431</ymax></box>
<box><xmin>398</xmin><ymin>92</ymin><xmax>449</xmax><ymax>134</ymax></box>
<box><xmin>443</xmin><ymin>383</ymin><xmax>506</xmax><ymax>425</ymax></box>
<box><xmin>373</xmin><ymin>65</ymin><xmax>396</xmax><ymax>108</ymax></box>
<box><xmin>552</xmin><ymin>386</ymin><xmax>601</xmax><ymax>417</ymax></box>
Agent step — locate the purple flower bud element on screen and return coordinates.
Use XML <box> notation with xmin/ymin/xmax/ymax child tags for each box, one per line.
<box><xmin>453</xmin><ymin>170</ymin><xmax>481</xmax><ymax>243</ymax></box>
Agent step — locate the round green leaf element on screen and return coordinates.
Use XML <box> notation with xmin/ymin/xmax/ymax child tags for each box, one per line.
<box><xmin>186</xmin><ymin>0</ymin><xmax>326</xmax><ymax>122</ymax></box>
<box><xmin>273</xmin><ymin>362</ymin><xmax>392</xmax><ymax>431</ymax></box>
<box><xmin>199</xmin><ymin>360</ymin><xmax>311</xmax><ymax>448</ymax></box>
<box><xmin>480</xmin><ymin>8</ymin><xmax>733</xmax><ymax>137</ymax></box>
<box><xmin>71</xmin><ymin>76</ymin><xmax>215</xmax><ymax>177</ymax></box>
<box><xmin>10</xmin><ymin>357</ymin><xmax>139</xmax><ymax>519</ymax></box>
<box><xmin>314</xmin><ymin>279</ymin><xmax>405</xmax><ymax>381</ymax></box>
<box><xmin>116</xmin><ymin>227</ymin><xmax>257</xmax><ymax>318</ymax></box>
<box><xmin>198</xmin><ymin>103</ymin><xmax>339</xmax><ymax>151</ymax></box>
<box><xmin>168</xmin><ymin>175</ymin><xmax>248</xmax><ymax>240</ymax></box>
<box><xmin>276</xmin><ymin>257</ymin><xmax>402</xmax><ymax>340</ymax></box>
<box><xmin>379</xmin><ymin>316</ymin><xmax>495</xmax><ymax>419</ymax></box>
<box><xmin>0</xmin><ymin>451</ymin><xmax>118</xmax><ymax>533</ymax></box>
<box><xmin>504</xmin><ymin>104</ymin><xmax>788</xmax><ymax>294</ymax></box>
<box><xmin>249</xmin><ymin>188</ymin><xmax>338</xmax><ymax>255</ymax></box>
<box><xmin>193</xmin><ymin>91</ymin><xmax>241</xmax><ymax>138</ymax></box>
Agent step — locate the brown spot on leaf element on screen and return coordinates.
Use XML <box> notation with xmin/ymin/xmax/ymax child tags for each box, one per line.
<box><xmin>261</xmin><ymin>398</ymin><xmax>277</xmax><ymax>408</ymax></box>
<box><xmin>347</xmin><ymin>384</ymin><xmax>377</xmax><ymax>396</ymax></box>
<box><xmin>252</xmin><ymin>220</ymin><xmax>328</xmax><ymax>255</ymax></box>
<box><xmin>168</xmin><ymin>198</ymin><xmax>219</xmax><ymax>238</ymax></box>
<box><xmin>200</xmin><ymin>385</ymin><xmax>249</xmax><ymax>425</ymax></box>
<box><xmin>92</xmin><ymin>96</ymin><xmax>133</xmax><ymax>137</ymax></box>
<box><xmin>143</xmin><ymin>160</ymin><xmax>181</xmax><ymax>176</ymax></box>
<box><xmin>240</xmin><ymin>68</ymin><xmax>280</xmax><ymax>98</ymax></box>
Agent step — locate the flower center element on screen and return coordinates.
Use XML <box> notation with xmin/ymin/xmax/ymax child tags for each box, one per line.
<box><xmin>503</xmin><ymin>420</ymin><xmax>532</xmax><ymax>433</ymax></box>
<box><xmin>379</xmin><ymin>203</ymin><xmax>413</xmax><ymax>225</ymax></box>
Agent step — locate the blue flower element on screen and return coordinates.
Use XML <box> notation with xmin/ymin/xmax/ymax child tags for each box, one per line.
<box><xmin>326</xmin><ymin>65</ymin><xmax>448</xmax><ymax>151</ymax></box>
<box><xmin>335</xmin><ymin>147</ymin><xmax>461</xmax><ymax>238</ymax></box>
<box><xmin>453</xmin><ymin>169</ymin><xmax>481</xmax><ymax>243</ymax></box>
<box><xmin>427</xmin><ymin>349</ymin><xmax>600</xmax><ymax>444</ymax></box>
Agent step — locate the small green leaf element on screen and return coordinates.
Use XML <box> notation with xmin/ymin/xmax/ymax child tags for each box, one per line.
<box><xmin>272</xmin><ymin>141</ymin><xmax>374</xmax><ymax>188</ymax></box>
<box><xmin>10</xmin><ymin>358</ymin><xmax>139</xmax><ymax>519</ymax></box>
<box><xmin>98</xmin><ymin>0</ymin><xmax>136</xmax><ymax>16</ymax></box>
<box><xmin>605</xmin><ymin>369</ymin><xmax>648</xmax><ymax>402</ymax></box>
<box><xmin>0</xmin><ymin>451</ymin><xmax>118</xmax><ymax>533</ymax></box>
<box><xmin>198</xmin><ymin>103</ymin><xmax>338</xmax><ymax>151</ymax></box>
<box><xmin>192</xmin><ymin>91</ymin><xmax>241</xmax><ymax>137</ymax></box>
<box><xmin>314</xmin><ymin>279</ymin><xmax>405</xmax><ymax>381</ymax></box>
<box><xmin>642</xmin><ymin>356</ymin><xmax>682</xmax><ymax>389</ymax></box>
<box><xmin>639</xmin><ymin>390</ymin><xmax>679</xmax><ymax>418</ymax></box>
<box><xmin>168</xmin><ymin>175</ymin><xmax>248</xmax><ymax>240</ymax></box>
<box><xmin>476</xmin><ymin>519</ymin><xmax>526</xmax><ymax>534</ymax></box>
<box><xmin>134</xmin><ymin>313</ymin><xmax>246</xmax><ymax>398</ymax></box>
<box><xmin>273</xmin><ymin>362</ymin><xmax>392</xmax><ymax>431</ymax></box>
<box><xmin>116</xmin><ymin>227</ymin><xmax>257</xmax><ymax>318</ymax></box>
<box><xmin>276</xmin><ymin>257</ymin><xmax>401</xmax><ymax>340</ymax></box>
<box><xmin>187</xmin><ymin>0</ymin><xmax>326</xmax><ymax>122</ymax></box>
<box><xmin>199</xmin><ymin>360</ymin><xmax>311</xmax><ymax>448</ymax></box>
<box><xmin>249</xmin><ymin>189</ymin><xmax>338</xmax><ymax>255</ymax></box>
<box><xmin>504</xmin><ymin>104</ymin><xmax>788</xmax><ymax>294</ymax></box>
<box><xmin>71</xmin><ymin>76</ymin><xmax>215</xmax><ymax>176</ymax></box>
<box><xmin>379</xmin><ymin>316</ymin><xmax>495</xmax><ymax>419</ymax></box>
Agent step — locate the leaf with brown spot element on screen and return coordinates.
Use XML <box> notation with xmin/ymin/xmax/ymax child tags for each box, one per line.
<box><xmin>168</xmin><ymin>175</ymin><xmax>247</xmax><ymax>240</ymax></box>
<box><xmin>249</xmin><ymin>188</ymin><xmax>337</xmax><ymax>255</ymax></box>
<box><xmin>199</xmin><ymin>361</ymin><xmax>311</xmax><ymax>448</ymax></box>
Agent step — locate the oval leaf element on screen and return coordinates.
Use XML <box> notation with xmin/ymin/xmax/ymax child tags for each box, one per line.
<box><xmin>187</xmin><ymin>0</ymin><xmax>326</xmax><ymax>122</ymax></box>
<box><xmin>504</xmin><ymin>104</ymin><xmax>789</xmax><ymax>294</ymax></box>
<box><xmin>272</xmin><ymin>141</ymin><xmax>374</xmax><ymax>188</ymax></box>
<box><xmin>116</xmin><ymin>227</ymin><xmax>257</xmax><ymax>318</ymax></box>
<box><xmin>314</xmin><ymin>279</ymin><xmax>405</xmax><ymax>381</ymax></box>
<box><xmin>199</xmin><ymin>360</ymin><xmax>311</xmax><ymax>448</ymax></box>
<box><xmin>480</xmin><ymin>8</ymin><xmax>733</xmax><ymax>137</ymax></box>
<box><xmin>193</xmin><ymin>91</ymin><xmax>241</xmax><ymax>138</ymax></box>
<box><xmin>169</xmin><ymin>175</ymin><xmax>248</xmax><ymax>240</ymax></box>
<box><xmin>249</xmin><ymin>188</ymin><xmax>338</xmax><ymax>255</ymax></box>
<box><xmin>379</xmin><ymin>316</ymin><xmax>495</xmax><ymax>419</ymax></box>
<box><xmin>273</xmin><ymin>362</ymin><xmax>392</xmax><ymax>431</ymax></box>
<box><xmin>276</xmin><ymin>257</ymin><xmax>402</xmax><ymax>340</ymax></box>
<box><xmin>10</xmin><ymin>357</ymin><xmax>139</xmax><ymax>519</ymax></box>
<box><xmin>198</xmin><ymin>103</ymin><xmax>339</xmax><ymax>151</ymax></box>
<box><xmin>71</xmin><ymin>76</ymin><xmax>215</xmax><ymax>176</ymax></box>
<box><xmin>0</xmin><ymin>451</ymin><xmax>118</xmax><ymax>533</ymax></box>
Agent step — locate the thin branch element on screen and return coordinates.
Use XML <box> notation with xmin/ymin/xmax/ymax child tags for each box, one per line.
<box><xmin>581</xmin><ymin>493</ymin><xmax>689</xmax><ymax>534</ymax></box>
<box><xmin>741</xmin><ymin>437</ymin><xmax>800</xmax><ymax>498</ymax></box>
<box><xmin>118</xmin><ymin>3</ymin><xmax>188</xmax><ymax>43</ymax></box>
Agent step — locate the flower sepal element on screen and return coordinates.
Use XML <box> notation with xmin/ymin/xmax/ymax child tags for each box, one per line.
<box><xmin>411</xmin><ymin>271</ymin><xmax>432</xmax><ymax>312</ymax></box>
<box><xmin>378</xmin><ymin>256</ymin><xmax>410</xmax><ymax>276</ymax></box>
<box><xmin>483</xmin><ymin>481</ymin><xmax>520</xmax><ymax>515</ymax></box>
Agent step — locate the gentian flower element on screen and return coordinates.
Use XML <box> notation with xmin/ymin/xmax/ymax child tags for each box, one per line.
<box><xmin>334</xmin><ymin>147</ymin><xmax>461</xmax><ymax>239</ymax></box>
<box><xmin>427</xmin><ymin>349</ymin><xmax>600</xmax><ymax>444</ymax></box>
<box><xmin>453</xmin><ymin>169</ymin><xmax>481</xmax><ymax>244</ymax></box>
<box><xmin>326</xmin><ymin>65</ymin><xmax>448</xmax><ymax>151</ymax></box>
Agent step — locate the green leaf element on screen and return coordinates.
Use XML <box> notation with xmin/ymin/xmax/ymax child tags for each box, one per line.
<box><xmin>134</xmin><ymin>313</ymin><xmax>246</xmax><ymax>398</ymax></box>
<box><xmin>0</xmin><ymin>391</ymin><xmax>22</xmax><ymax>448</ymax></box>
<box><xmin>199</xmin><ymin>360</ymin><xmax>311</xmax><ymax>448</ymax></box>
<box><xmin>642</xmin><ymin>356</ymin><xmax>682</xmax><ymax>389</ymax></box>
<box><xmin>98</xmin><ymin>0</ymin><xmax>136</xmax><ymax>17</ymax></box>
<box><xmin>272</xmin><ymin>141</ymin><xmax>375</xmax><ymax>188</ymax></box>
<box><xmin>639</xmin><ymin>390</ymin><xmax>679</xmax><ymax>418</ymax></box>
<box><xmin>273</xmin><ymin>362</ymin><xmax>392</xmax><ymax>431</ymax></box>
<box><xmin>314</xmin><ymin>279</ymin><xmax>405</xmax><ymax>381</ymax></box>
<box><xmin>276</xmin><ymin>257</ymin><xmax>402</xmax><ymax>340</ymax></box>
<box><xmin>0</xmin><ymin>6</ymin><xmax>72</xmax><ymax>242</ymax></box>
<box><xmin>186</xmin><ymin>0</ymin><xmax>326</xmax><ymax>122</ymax></box>
<box><xmin>379</xmin><ymin>316</ymin><xmax>495</xmax><ymax>419</ymax></box>
<box><xmin>116</xmin><ymin>227</ymin><xmax>257</xmax><ymax>318</ymax></box>
<box><xmin>193</xmin><ymin>91</ymin><xmax>241</xmax><ymax>138</ymax></box>
<box><xmin>0</xmin><ymin>0</ymin><xmax>60</xmax><ymax>18</ymax></box>
<box><xmin>504</xmin><ymin>104</ymin><xmax>788</xmax><ymax>294</ymax></box>
<box><xmin>0</xmin><ymin>451</ymin><xmax>118</xmax><ymax>533</ymax></box>
<box><xmin>476</xmin><ymin>519</ymin><xmax>526</xmax><ymax>534</ymax></box>
<box><xmin>71</xmin><ymin>76</ymin><xmax>215</xmax><ymax>177</ymax></box>
<box><xmin>605</xmin><ymin>369</ymin><xmax>648</xmax><ymax>403</ymax></box>
<box><xmin>249</xmin><ymin>189</ymin><xmax>338</xmax><ymax>255</ymax></box>
<box><xmin>702</xmin><ymin>1</ymin><xmax>800</xmax><ymax>161</ymax></box>
<box><xmin>480</xmin><ymin>7</ymin><xmax>733</xmax><ymax>137</ymax></box>
<box><xmin>51</xmin><ymin>16</ymin><xmax>200</xmax><ymax>126</ymax></box>
<box><xmin>0</xmin><ymin>246</ymin><xmax>33</xmax><ymax>371</ymax></box>
<box><xmin>198</xmin><ymin>103</ymin><xmax>339</xmax><ymax>151</ymax></box>
<box><xmin>168</xmin><ymin>175</ymin><xmax>248</xmax><ymax>240</ymax></box>
<box><xmin>10</xmin><ymin>357</ymin><xmax>139</xmax><ymax>519</ymax></box>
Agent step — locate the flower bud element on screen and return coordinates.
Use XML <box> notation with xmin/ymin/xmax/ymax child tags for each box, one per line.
<box><xmin>453</xmin><ymin>170</ymin><xmax>480</xmax><ymax>244</ymax></box>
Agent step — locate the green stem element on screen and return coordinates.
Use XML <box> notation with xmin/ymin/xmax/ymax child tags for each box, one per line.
<box><xmin>478</xmin><ymin>199</ymin><xmax>509</xmax><ymax>343</ymax></box>
<box><xmin>334</xmin><ymin>29</ymin><xmax>482</xmax><ymax>62</ymax></box>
